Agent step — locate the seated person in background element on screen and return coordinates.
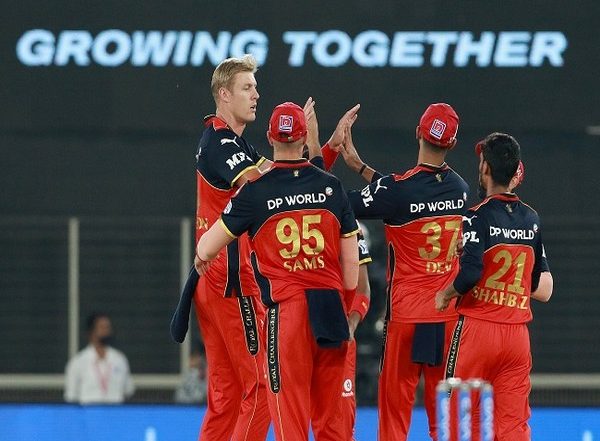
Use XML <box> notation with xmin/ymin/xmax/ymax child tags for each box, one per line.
<box><xmin>175</xmin><ymin>344</ymin><xmax>208</xmax><ymax>404</ymax></box>
<box><xmin>64</xmin><ymin>313</ymin><xmax>134</xmax><ymax>404</ymax></box>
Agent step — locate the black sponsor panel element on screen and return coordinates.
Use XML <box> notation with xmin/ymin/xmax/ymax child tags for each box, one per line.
<box><xmin>238</xmin><ymin>297</ymin><xmax>259</xmax><ymax>356</ymax></box>
<box><xmin>266</xmin><ymin>305</ymin><xmax>281</xmax><ymax>394</ymax></box>
<box><xmin>445</xmin><ymin>315</ymin><xmax>465</xmax><ymax>379</ymax></box>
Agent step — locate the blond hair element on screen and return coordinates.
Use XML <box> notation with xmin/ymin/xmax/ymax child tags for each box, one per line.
<box><xmin>211</xmin><ymin>54</ymin><xmax>258</xmax><ymax>104</ymax></box>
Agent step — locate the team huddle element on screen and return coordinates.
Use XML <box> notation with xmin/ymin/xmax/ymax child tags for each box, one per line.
<box><xmin>181</xmin><ymin>54</ymin><xmax>553</xmax><ymax>441</ymax></box>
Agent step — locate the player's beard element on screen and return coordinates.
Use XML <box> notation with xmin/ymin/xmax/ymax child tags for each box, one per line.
<box><xmin>478</xmin><ymin>173</ymin><xmax>487</xmax><ymax>199</ymax></box>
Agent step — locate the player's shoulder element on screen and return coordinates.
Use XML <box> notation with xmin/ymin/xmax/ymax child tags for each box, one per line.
<box><xmin>201</xmin><ymin>115</ymin><xmax>238</xmax><ymax>144</ymax></box>
<box><xmin>392</xmin><ymin>166</ymin><xmax>421</xmax><ymax>182</ymax></box>
<box><xmin>468</xmin><ymin>197</ymin><xmax>494</xmax><ymax>213</ymax></box>
<box><xmin>445</xmin><ymin>165</ymin><xmax>469</xmax><ymax>186</ymax></box>
<box><xmin>518</xmin><ymin>199</ymin><xmax>539</xmax><ymax>216</ymax></box>
<box><xmin>203</xmin><ymin>114</ymin><xmax>230</xmax><ymax>132</ymax></box>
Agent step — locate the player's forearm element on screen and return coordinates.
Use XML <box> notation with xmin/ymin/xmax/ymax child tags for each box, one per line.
<box><xmin>531</xmin><ymin>271</ymin><xmax>553</xmax><ymax>302</ymax></box>
<box><xmin>340</xmin><ymin>237</ymin><xmax>359</xmax><ymax>290</ymax></box>
<box><xmin>257</xmin><ymin>158</ymin><xmax>273</xmax><ymax>174</ymax></box>
<box><xmin>349</xmin><ymin>265</ymin><xmax>371</xmax><ymax>322</ymax></box>
<box><xmin>357</xmin><ymin>264</ymin><xmax>371</xmax><ymax>300</ymax></box>
<box><xmin>452</xmin><ymin>255</ymin><xmax>484</xmax><ymax>294</ymax></box>
<box><xmin>305</xmin><ymin>136</ymin><xmax>321</xmax><ymax>161</ymax></box>
<box><xmin>196</xmin><ymin>221</ymin><xmax>234</xmax><ymax>261</ymax></box>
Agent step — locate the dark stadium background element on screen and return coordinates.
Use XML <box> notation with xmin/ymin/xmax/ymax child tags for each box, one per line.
<box><xmin>1</xmin><ymin>0</ymin><xmax>599</xmax><ymax>417</ymax></box>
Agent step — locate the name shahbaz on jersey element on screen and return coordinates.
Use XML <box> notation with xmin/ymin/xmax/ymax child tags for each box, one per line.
<box><xmin>471</xmin><ymin>286</ymin><xmax>529</xmax><ymax>310</ymax></box>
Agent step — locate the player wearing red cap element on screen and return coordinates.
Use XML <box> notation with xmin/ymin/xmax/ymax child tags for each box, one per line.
<box><xmin>340</xmin><ymin>104</ymin><xmax>469</xmax><ymax>441</ymax></box>
<box><xmin>436</xmin><ymin>133</ymin><xmax>549</xmax><ymax>440</ymax></box>
<box><xmin>195</xmin><ymin>102</ymin><xmax>359</xmax><ymax>441</ymax></box>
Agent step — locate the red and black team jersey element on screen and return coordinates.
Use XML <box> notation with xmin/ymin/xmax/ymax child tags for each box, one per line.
<box><xmin>219</xmin><ymin>159</ymin><xmax>359</xmax><ymax>306</ymax></box>
<box><xmin>196</xmin><ymin>115</ymin><xmax>265</xmax><ymax>297</ymax></box>
<box><xmin>348</xmin><ymin>163</ymin><xmax>469</xmax><ymax>323</ymax></box>
<box><xmin>453</xmin><ymin>193</ymin><xmax>544</xmax><ymax>324</ymax></box>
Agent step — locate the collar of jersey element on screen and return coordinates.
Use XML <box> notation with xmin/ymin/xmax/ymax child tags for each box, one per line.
<box><xmin>487</xmin><ymin>192</ymin><xmax>520</xmax><ymax>203</ymax></box>
<box><xmin>417</xmin><ymin>162</ymin><xmax>448</xmax><ymax>172</ymax></box>
<box><xmin>272</xmin><ymin>159</ymin><xmax>311</xmax><ymax>169</ymax></box>
<box><xmin>203</xmin><ymin>114</ymin><xmax>230</xmax><ymax>131</ymax></box>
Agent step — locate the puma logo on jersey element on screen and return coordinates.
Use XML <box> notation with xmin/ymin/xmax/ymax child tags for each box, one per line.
<box><xmin>226</xmin><ymin>152</ymin><xmax>250</xmax><ymax>170</ymax></box>
<box><xmin>220</xmin><ymin>137</ymin><xmax>240</xmax><ymax>148</ymax></box>
<box><xmin>374</xmin><ymin>178</ymin><xmax>388</xmax><ymax>194</ymax></box>
<box><xmin>463</xmin><ymin>215</ymin><xmax>477</xmax><ymax>226</ymax></box>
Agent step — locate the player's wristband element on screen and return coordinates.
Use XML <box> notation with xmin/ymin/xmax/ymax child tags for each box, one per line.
<box><xmin>359</xmin><ymin>163</ymin><xmax>367</xmax><ymax>176</ymax></box>
<box><xmin>371</xmin><ymin>171</ymin><xmax>384</xmax><ymax>182</ymax></box>
<box><xmin>321</xmin><ymin>142</ymin><xmax>339</xmax><ymax>171</ymax></box>
<box><xmin>350</xmin><ymin>292</ymin><xmax>370</xmax><ymax>321</ymax></box>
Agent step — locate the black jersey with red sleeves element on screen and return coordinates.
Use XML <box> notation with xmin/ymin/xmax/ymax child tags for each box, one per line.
<box><xmin>220</xmin><ymin>159</ymin><xmax>359</xmax><ymax>306</ymax></box>
<box><xmin>454</xmin><ymin>193</ymin><xmax>544</xmax><ymax>324</ymax></box>
<box><xmin>348</xmin><ymin>163</ymin><xmax>469</xmax><ymax>323</ymax></box>
<box><xmin>195</xmin><ymin>115</ymin><xmax>265</xmax><ymax>298</ymax></box>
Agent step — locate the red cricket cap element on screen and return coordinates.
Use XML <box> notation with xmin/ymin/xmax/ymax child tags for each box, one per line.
<box><xmin>418</xmin><ymin>103</ymin><xmax>459</xmax><ymax>148</ymax></box>
<box><xmin>268</xmin><ymin>102</ymin><xmax>307</xmax><ymax>143</ymax></box>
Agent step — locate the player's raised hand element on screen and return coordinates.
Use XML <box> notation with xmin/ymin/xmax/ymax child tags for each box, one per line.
<box><xmin>303</xmin><ymin>97</ymin><xmax>320</xmax><ymax>155</ymax></box>
<box><xmin>340</xmin><ymin>123</ymin><xmax>364</xmax><ymax>172</ymax></box>
<box><xmin>327</xmin><ymin>103</ymin><xmax>360</xmax><ymax>152</ymax></box>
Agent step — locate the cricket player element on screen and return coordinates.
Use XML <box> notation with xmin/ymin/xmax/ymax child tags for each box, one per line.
<box><xmin>190</xmin><ymin>56</ymin><xmax>359</xmax><ymax>440</ymax></box>
<box><xmin>340</xmin><ymin>103</ymin><xmax>469</xmax><ymax>440</ymax></box>
<box><xmin>195</xmin><ymin>102</ymin><xmax>359</xmax><ymax>440</ymax></box>
<box><xmin>510</xmin><ymin>161</ymin><xmax>554</xmax><ymax>302</ymax></box>
<box><xmin>193</xmin><ymin>54</ymin><xmax>270</xmax><ymax>441</ymax></box>
<box><xmin>303</xmin><ymin>106</ymin><xmax>372</xmax><ymax>439</ymax></box>
<box><xmin>436</xmin><ymin>132</ymin><xmax>548</xmax><ymax>440</ymax></box>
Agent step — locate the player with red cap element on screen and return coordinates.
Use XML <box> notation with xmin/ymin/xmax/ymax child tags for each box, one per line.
<box><xmin>340</xmin><ymin>103</ymin><xmax>470</xmax><ymax>440</ymax></box>
<box><xmin>195</xmin><ymin>101</ymin><xmax>360</xmax><ymax>440</ymax></box>
<box><xmin>185</xmin><ymin>55</ymin><xmax>360</xmax><ymax>441</ymax></box>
